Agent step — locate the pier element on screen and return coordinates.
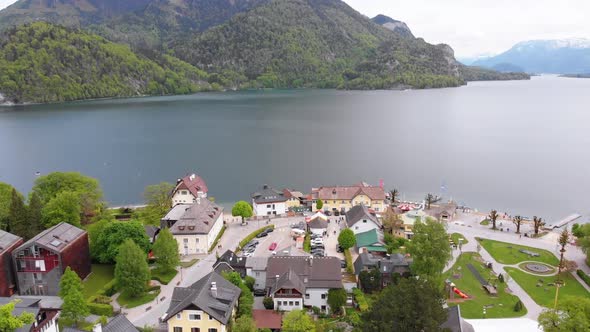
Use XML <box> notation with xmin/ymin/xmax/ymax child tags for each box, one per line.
<box><xmin>549</xmin><ymin>213</ymin><xmax>582</xmax><ymax>229</ymax></box>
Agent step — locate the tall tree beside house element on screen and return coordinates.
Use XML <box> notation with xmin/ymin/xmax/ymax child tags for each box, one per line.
<box><xmin>26</xmin><ymin>192</ymin><xmax>43</xmax><ymax>240</ymax></box>
<box><xmin>489</xmin><ymin>210</ymin><xmax>499</xmax><ymax>230</ymax></box>
<box><xmin>142</xmin><ymin>182</ymin><xmax>174</xmax><ymax>225</ymax></box>
<box><xmin>8</xmin><ymin>188</ymin><xmax>27</xmax><ymax>237</ymax></box>
<box><xmin>233</xmin><ymin>316</ymin><xmax>257</xmax><ymax>332</ymax></box>
<box><xmin>359</xmin><ymin>268</ymin><xmax>382</xmax><ymax>294</ymax></box>
<box><xmin>557</xmin><ymin>229</ymin><xmax>571</xmax><ymax>280</ymax></box>
<box><xmin>338</xmin><ymin>229</ymin><xmax>356</xmax><ymax>250</ymax></box>
<box><xmin>59</xmin><ymin>267</ymin><xmax>89</xmax><ymax>327</ymax></box>
<box><xmin>361</xmin><ymin>278</ymin><xmax>446</xmax><ymax>332</ymax></box>
<box><xmin>512</xmin><ymin>215</ymin><xmax>523</xmax><ymax>234</ymax></box>
<box><xmin>41</xmin><ymin>191</ymin><xmax>82</xmax><ymax>228</ymax></box>
<box><xmin>327</xmin><ymin>288</ymin><xmax>347</xmax><ymax>315</ymax></box>
<box><xmin>389</xmin><ymin>189</ymin><xmax>399</xmax><ymax>205</ymax></box>
<box><xmin>425</xmin><ymin>193</ymin><xmax>434</xmax><ymax>209</ymax></box>
<box><xmin>533</xmin><ymin>216</ymin><xmax>546</xmax><ymax>235</ymax></box>
<box><xmin>152</xmin><ymin>228</ymin><xmax>180</xmax><ymax>272</ymax></box>
<box><xmin>115</xmin><ymin>239</ymin><xmax>151</xmax><ymax>298</ymax></box>
<box><xmin>232</xmin><ymin>201</ymin><xmax>253</xmax><ymax>223</ymax></box>
<box><xmin>406</xmin><ymin>218</ymin><xmax>451</xmax><ymax>279</ymax></box>
<box><xmin>94</xmin><ymin>221</ymin><xmax>151</xmax><ymax>264</ymax></box>
<box><xmin>282</xmin><ymin>310</ymin><xmax>316</xmax><ymax>332</ymax></box>
<box><xmin>0</xmin><ymin>182</ymin><xmax>21</xmax><ymax>231</ymax></box>
<box><xmin>87</xmin><ymin>218</ymin><xmax>110</xmax><ymax>259</ymax></box>
<box><xmin>0</xmin><ymin>300</ymin><xmax>35</xmax><ymax>332</ymax></box>
<box><xmin>382</xmin><ymin>209</ymin><xmax>402</xmax><ymax>234</ymax></box>
<box><xmin>316</xmin><ymin>199</ymin><xmax>323</xmax><ymax>210</ymax></box>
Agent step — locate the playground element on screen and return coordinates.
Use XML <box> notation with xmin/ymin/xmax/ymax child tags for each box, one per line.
<box><xmin>445</xmin><ymin>252</ymin><xmax>526</xmax><ymax>318</ymax></box>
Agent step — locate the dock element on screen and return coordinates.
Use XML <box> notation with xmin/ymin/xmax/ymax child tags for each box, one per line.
<box><xmin>549</xmin><ymin>214</ymin><xmax>582</xmax><ymax>229</ymax></box>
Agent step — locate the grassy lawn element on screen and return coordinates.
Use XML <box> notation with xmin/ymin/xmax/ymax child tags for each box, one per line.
<box><xmin>477</xmin><ymin>238</ymin><xmax>560</xmax><ymax>266</ymax></box>
<box><xmin>450</xmin><ymin>233</ymin><xmax>469</xmax><ymax>245</ymax></box>
<box><xmin>58</xmin><ymin>318</ymin><xmax>94</xmax><ymax>331</ymax></box>
<box><xmin>180</xmin><ymin>259</ymin><xmax>199</xmax><ymax>268</ymax></box>
<box><xmin>480</xmin><ymin>219</ymin><xmax>490</xmax><ymax>226</ymax></box>
<box><xmin>83</xmin><ymin>264</ymin><xmax>115</xmax><ymax>298</ymax></box>
<box><xmin>117</xmin><ymin>289</ymin><xmax>160</xmax><ymax>308</ymax></box>
<box><xmin>151</xmin><ymin>267</ymin><xmax>177</xmax><ymax>285</ymax></box>
<box><xmin>445</xmin><ymin>252</ymin><xmax>526</xmax><ymax>318</ymax></box>
<box><xmin>504</xmin><ymin>267</ymin><xmax>589</xmax><ymax>307</ymax></box>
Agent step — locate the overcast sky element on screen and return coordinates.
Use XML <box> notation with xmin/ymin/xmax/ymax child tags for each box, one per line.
<box><xmin>1</xmin><ymin>0</ymin><xmax>588</xmax><ymax>57</ymax></box>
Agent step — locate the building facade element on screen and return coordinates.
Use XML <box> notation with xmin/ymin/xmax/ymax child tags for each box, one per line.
<box><xmin>251</xmin><ymin>185</ymin><xmax>288</xmax><ymax>216</ymax></box>
<box><xmin>12</xmin><ymin>222</ymin><xmax>91</xmax><ymax>296</ymax></box>
<box><xmin>346</xmin><ymin>205</ymin><xmax>381</xmax><ymax>235</ymax></box>
<box><xmin>171</xmin><ymin>173</ymin><xmax>208</xmax><ymax>207</ymax></box>
<box><xmin>0</xmin><ymin>230</ymin><xmax>23</xmax><ymax>297</ymax></box>
<box><xmin>310</xmin><ymin>182</ymin><xmax>387</xmax><ymax>214</ymax></box>
<box><xmin>245</xmin><ymin>257</ymin><xmax>268</xmax><ymax>290</ymax></box>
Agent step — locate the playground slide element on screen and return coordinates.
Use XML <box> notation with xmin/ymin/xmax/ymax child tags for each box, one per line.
<box><xmin>452</xmin><ymin>287</ymin><xmax>469</xmax><ymax>299</ymax></box>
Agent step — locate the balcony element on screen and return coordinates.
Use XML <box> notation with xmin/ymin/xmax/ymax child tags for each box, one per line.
<box><xmin>15</xmin><ymin>248</ymin><xmax>59</xmax><ymax>273</ymax></box>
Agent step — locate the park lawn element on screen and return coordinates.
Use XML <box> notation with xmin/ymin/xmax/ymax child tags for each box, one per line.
<box><xmin>445</xmin><ymin>252</ymin><xmax>526</xmax><ymax>318</ymax></box>
<box><xmin>504</xmin><ymin>267</ymin><xmax>589</xmax><ymax>308</ymax></box>
<box><xmin>151</xmin><ymin>267</ymin><xmax>177</xmax><ymax>285</ymax></box>
<box><xmin>83</xmin><ymin>264</ymin><xmax>115</xmax><ymax>298</ymax></box>
<box><xmin>450</xmin><ymin>233</ymin><xmax>469</xmax><ymax>245</ymax></box>
<box><xmin>117</xmin><ymin>289</ymin><xmax>160</xmax><ymax>308</ymax></box>
<box><xmin>477</xmin><ymin>238</ymin><xmax>560</xmax><ymax>266</ymax></box>
<box><xmin>480</xmin><ymin>219</ymin><xmax>490</xmax><ymax>226</ymax></box>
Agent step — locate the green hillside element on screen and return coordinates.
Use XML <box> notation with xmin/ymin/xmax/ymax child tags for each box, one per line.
<box><xmin>0</xmin><ymin>22</ymin><xmax>210</xmax><ymax>104</ymax></box>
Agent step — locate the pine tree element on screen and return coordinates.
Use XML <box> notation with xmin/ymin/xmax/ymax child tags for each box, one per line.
<box><xmin>115</xmin><ymin>239</ymin><xmax>150</xmax><ymax>298</ymax></box>
<box><xmin>152</xmin><ymin>228</ymin><xmax>179</xmax><ymax>272</ymax></box>
<box><xmin>59</xmin><ymin>267</ymin><xmax>89</xmax><ymax>326</ymax></box>
<box><xmin>8</xmin><ymin>189</ymin><xmax>27</xmax><ymax>238</ymax></box>
<box><xmin>26</xmin><ymin>192</ymin><xmax>43</xmax><ymax>239</ymax></box>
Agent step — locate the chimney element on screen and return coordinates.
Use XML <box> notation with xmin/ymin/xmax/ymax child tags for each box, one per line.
<box><xmin>92</xmin><ymin>323</ymin><xmax>103</xmax><ymax>332</ymax></box>
<box><xmin>211</xmin><ymin>282</ymin><xmax>217</xmax><ymax>298</ymax></box>
<box><xmin>177</xmin><ymin>178</ymin><xmax>182</xmax><ymax>184</ymax></box>
<box><xmin>190</xmin><ymin>174</ymin><xmax>195</xmax><ymax>181</ymax></box>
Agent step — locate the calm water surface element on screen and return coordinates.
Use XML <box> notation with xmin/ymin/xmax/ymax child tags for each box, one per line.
<box><xmin>1</xmin><ymin>75</ymin><xmax>589</xmax><ymax>222</ymax></box>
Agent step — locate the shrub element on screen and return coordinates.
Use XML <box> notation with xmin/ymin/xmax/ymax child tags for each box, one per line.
<box><xmin>312</xmin><ymin>306</ymin><xmax>321</xmax><ymax>315</ymax></box>
<box><xmin>346</xmin><ymin>311</ymin><xmax>361</xmax><ymax>326</ymax></box>
<box><xmin>244</xmin><ymin>276</ymin><xmax>256</xmax><ymax>291</ymax></box>
<box><xmin>577</xmin><ymin>269</ymin><xmax>590</xmax><ymax>287</ymax></box>
<box><xmin>514</xmin><ymin>300</ymin><xmax>523</xmax><ymax>312</ymax></box>
<box><xmin>263</xmin><ymin>297</ymin><xmax>274</xmax><ymax>310</ymax></box>
<box><xmin>352</xmin><ymin>288</ymin><xmax>368</xmax><ymax>312</ymax></box>
<box><xmin>344</xmin><ymin>249</ymin><xmax>354</xmax><ymax>274</ymax></box>
<box><xmin>498</xmin><ymin>273</ymin><xmax>505</xmax><ymax>283</ymax></box>
<box><xmin>327</xmin><ymin>289</ymin><xmax>347</xmax><ymax>315</ymax></box>
<box><xmin>208</xmin><ymin>225</ymin><xmax>226</xmax><ymax>253</ymax></box>
<box><xmin>147</xmin><ymin>285</ymin><xmax>161</xmax><ymax>292</ymax></box>
<box><xmin>87</xmin><ymin>297</ymin><xmax>114</xmax><ymax>317</ymax></box>
<box><xmin>238</xmin><ymin>225</ymin><xmax>275</xmax><ymax>250</ymax></box>
<box><xmin>304</xmin><ymin>233</ymin><xmax>311</xmax><ymax>253</ymax></box>
<box><xmin>102</xmin><ymin>279</ymin><xmax>117</xmax><ymax>296</ymax></box>
<box><xmin>93</xmin><ymin>295</ymin><xmax>111</xmax><ymax>304</ymax></box>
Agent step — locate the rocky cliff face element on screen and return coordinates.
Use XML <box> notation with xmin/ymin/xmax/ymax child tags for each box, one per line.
<box><xmin>371</xmin><ymin>14</ymin><xmax>414</xmax><ymax>38</ymax></box>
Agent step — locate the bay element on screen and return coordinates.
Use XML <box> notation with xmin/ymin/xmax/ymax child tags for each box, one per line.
<box><xmin>1</xmin><ymin>75</ymin><xmax>589</xmax><ymax>223</ymax></box>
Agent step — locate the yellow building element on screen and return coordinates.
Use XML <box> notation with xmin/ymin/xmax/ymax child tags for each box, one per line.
<box><xmin>398</xmin><ymin>210</ymin><xmax>428</xmax><ymax>239</ymax></box>
<box><xmin>283</xmin><ymin>188</ymin><xmax>303</xmax><ymax>209</ymax></box>
<box><xmin>310</xmin><ymin>182</ymin><xmax>387</xmax><ymax>213</ymax></box>
<box><xmin>164</xmin><ymin>272</ymin><xmax>240</xmax><ymax>332</ymax></box>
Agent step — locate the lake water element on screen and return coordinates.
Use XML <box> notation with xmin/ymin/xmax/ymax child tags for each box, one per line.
<box><xmin>1</xmin><ymin>75</ymin><xmax>589</xmax><ymax>223</ymax></box>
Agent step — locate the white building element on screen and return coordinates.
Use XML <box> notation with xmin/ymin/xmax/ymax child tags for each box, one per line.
<box><xmin>266</xmin><ymin>256</ymin><xmax>342</xmax><ymax>313</ymax></box>
<box><xmin>161</xmin><ymin>198</ymin><xmax>224</xmax><ymax>255</ymax></box>
<box><xmin>307</xmin><ymin>212</ymin><xmax>328</xmax><ymax>236</ymax></box>
<box><xmin>245</xmin><ymin>257</ymin><xmax>268</xmax><ymax>290</ymax></box>
<box><xmin>251</xmin><ymin>184</ymin><xmax>288</xmax><ymax>216</ymax></box>
<box><xmin>171</xmin><ymin>173</ymin><xmax>208</xmax><ymax>207</ymax></box>
<box><xmin>345</xmin><ymin>204</ymin><xmax>381</xmax><ymax>235</ymax></box>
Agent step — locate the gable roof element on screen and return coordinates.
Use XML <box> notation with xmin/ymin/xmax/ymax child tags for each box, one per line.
<box><xmin>266</xmin><ymin>256</ymin><xmax>342</xmax><ymax>290</ymax></box>
<box><xmin>425</xmin><ymin>202</ymin><xmax>458</xmax><ymax>220</ymax></box>
<box><xmin>312</xmin><ymin>183</ymin><xmax>386</xmax><ymax>201</ymax></box>
<box><xmin>307</xmin><ymin>215</ymin><xmax>328</xmax><ymax>229</ymax></box>
<box><xmin>269</xmin><ymin>268</ymin><xmax>306</xmax><ymax>295</ymax></box>
<box><xmin>165</xmin><ymin>271</ymin><xmax>241</xmax><ymax>325</ymax></box>
<box><xmin>355</xmin><ymin>229</ymin><xmax>381</xmax><ymax>248</ymax></box>
<box><xmin>144</xmin><ymin>225</ymin><xmax>159</xmax><ymax>238</ymax></box>
<box><xmin>63</xmin><ymin>315</ymin><xmax>139</xmax><ymax>332</ymax></box>
<box><xmin>166</xmin><ymin>200</ymin><xmax>223</xmax><ymax>235</ymax></box>
<box><xmin>441</xmin><ymin>306</ymin><xmax>475</xmax><ymax>332</ymax></box>
<box><xmin>245</xmin><ymin>256</ymin><xmax>268</xmax><ymax>271</ymax></box>
<box><xmin>253</xmin><ymin>310</ymin><xmax>282</xmax><ymax>330</ymax></box>
<box><xmin>14</xmin><ymin>222</ymin><xmax>85</xmax><ymax>254</ymax></box>
<box><xmin>346</xmin><ymin>205</ymin><xmax>380</xmax><ymax>228</ymax></box>
<box><xmin>0</xmin><ymin>229</ymin><xmax>22</xmax><ymax>252</ymax></box>
<box><xmin>252</xmin><ymin>185</ymin><xmax>288</xmax><ymax>204</ymax></box>
<box><xmin>174</xmin><ymin>173</ymin><xmax>208</xmax><ymax>197</ymax></box>
<box><xmin>214</xmin><ymin>250</ymin><xmax>247</xmax><ymax>269</ymax></box>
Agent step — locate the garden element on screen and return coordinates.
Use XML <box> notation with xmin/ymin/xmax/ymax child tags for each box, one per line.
<box><xmin>476</xmin><ymin>238</ymin><xmax>560</xmax><ymax>265</ymax></box>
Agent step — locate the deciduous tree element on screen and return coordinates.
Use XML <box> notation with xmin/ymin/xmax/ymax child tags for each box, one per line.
<box><xmin>94</xmin><ymin>221</ymin><xmax>150</xmax><ymax>264</ymax></box>
<box><xmin>152</xmin><ymin>228</ymin><xmax>179</xmax><ymax>272</ymax></box>
<box><xmin>233</xmin><ymin>316</ymin><xmax>257</xmax><ymax>332</ymax></box>
<box><xmin>316</xmin><ymin>199</ymin><xmax>323</xmax><ymax>210</ymax></box>
<box><xmin>115</xmin><ymin>239</ymin><xmax>150</xmax><ymax>298</ymax></box>
<box><xmin>389</xmin><ymin>189</ymin><xmax>399</xmax><ymax>205</ymax></box>
<box><xmin>382</xmin><ymin>208</ymin><xmax>402</xmax><ymax>234</ymax></box>
<box><xmin>533</xmin><ymin>216</ymin><xmax>546</xmax><ymax>235</ymax></box>
<box><xmin>512</xmin><ymin>215</ymin><xmax>523</xmax><ymax>234</ymax></box>
<box><xmin>59</xmin><ymin>267</ymin><xmax>89</xmax><ymax>326</ymax></box>
<box><xmin>0</xmin><ymin>183</ymin><xmax>21</xmax><ymax>231</ymax></box>
<box><xmin>327</xmin><ymin>288</ymin><xmax>347</xmax><ymax>314</ymax></box>
<box><xmin>338</xmin><ymin>229</ymin><xmax>356</xmax><ymax>250</ymax></box>
<box><xmin>142</xmin><ymin>182</ymin><xmax>174</xmax><ymax>225</ymax></box>
<box><xmin>489</xmin><ymin>210</ymin><xmax>498</xmax><ymax>230</ymax></box>
<box><xmin>283</xmin><ymin>310</ymin><xmax>315</xmax><ymax>332</ymax></box>
<box><xmin>0</xmin><ymin>300</ymin><xmax>35</xmax><ymax>332</ymax></box>
<box><xmin>42</xmin><ymin>191</ymin><xmax>81</xmax><ymax>228</ymax></box>
<box><xmin>232</xmin><ymin>201</ymin><xmax>253</xmax><ymax>223</ymax></box>
<box><xmin>361</xmin><ymin>278</ymin><xmax>446</xmax><ymax>332</ymax></box>
<box><xmin>425</xmin><ymin>193</ymin><xmax>434</xmax><ymax>209</ymax></box>
<box><xmin>538</xmin><ymin>297</ymin><xmax>590</xmax><ymax>332</ymax></box>
<box><xmin>406</xmin><ymin>218</ymin><xmax>451</xmax><ymax>279</ymax></box>
<box><xmin>359</xmin><ymin>268</ymin><xmax>382</xmax><ymax>293</ymax></box>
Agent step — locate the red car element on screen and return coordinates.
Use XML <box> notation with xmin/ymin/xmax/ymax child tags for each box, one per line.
<box><xmin>269</xmin><ymin>242</ymin><xmax>277</xmax><ymax>251</ymax></box>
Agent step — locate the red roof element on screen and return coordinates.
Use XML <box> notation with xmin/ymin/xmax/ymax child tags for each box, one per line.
<box><xmin>312</xmin><ymin>183</ymin><xmax>385</xmax><ymax>201</ymax></box>
<box><xmin>252</xmin><ymin>310</ymin><xmax>282</xmax><ymax>329</ymax></box>
<box><xmin>175</xmin><ymin>173</ymin><xmax>208</xmax><ymax>197</ymax></box>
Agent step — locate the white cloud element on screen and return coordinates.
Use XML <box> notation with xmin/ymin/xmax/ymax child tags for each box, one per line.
<box><xmin>0</xmin><ymin>0</ymin><xmax>14</xmax><ymax>10</ymax></box>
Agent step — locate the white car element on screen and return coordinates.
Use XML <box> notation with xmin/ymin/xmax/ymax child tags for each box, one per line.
<box><xmin>311</xmin><ymin>239</ymin><xmax>324</xmax><ymax>245</ymax></box>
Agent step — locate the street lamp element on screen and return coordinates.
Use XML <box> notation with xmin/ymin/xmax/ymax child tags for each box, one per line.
<box><xmin>554</xmin><ymin>279</ymin><xmax>565</xmax><ymax>309</ymax></box>
<box><xmin>483</xmin><ymin>307</ymin><xmax>487</xmax><ymax>319</ymax></box>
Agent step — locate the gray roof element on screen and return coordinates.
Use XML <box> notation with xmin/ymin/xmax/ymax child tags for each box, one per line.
<box><xmin>162</xmin><ymin>204</ymin><xmax>190</xmax><ymax>221</ymax></box>
<box><xmin>63</xmin><ymin>315</ymin><xmax>138</xmax><ymax>332</ymax></box>
<box><xmin>0</xmin><ymin>297</ymin><xmax>41</xmax><ymax>332</ymax></box>
<box><xmin>245</xmin><ymin>256</ymin><xmax>268</xmax><ymax>271</ymax></box>
<box><xmin>0</xmin><ymin>229</ymin><xmax>22</xmax><ymax>252</ymax></box>
<box><xmin>252</xmin><ymin>185</ymin><xmax>288</xmax><ymax>204</ymax></box>
<box><xmin>165</xmin><ymin>271</ymin><xmax>241</xmax><ymax>325</ymax></box>
<box><xmin>308</xmin><ymin>216</ymin><xmax>327</xmax><ymax>229</ymax></box>
<box><xmin>165</xmin><ymin>200</ymin><xmax>223</xmax><ymax>235</ymax></box>
<box><xmin>441</xmin><ymin>306</ymin><xmax>475</xmax><ymax>332</ymax></box>
<box><xmin>144</xmin><ymin>225</ymin><xmax>159</xmax><ymax>238</ymax></box>
<box><xmin>15</xmin><ymin>222</ymin><xmax>85</xmax><ymax>253</ymax></box>
<box><xmin>269</xmin><ymin>269</ymin><xmax>306</xmax><ymax>295</ymax></box>
<box><xmin>266</xmin><ymin>256</ymin><xmax>342</xmax><ymax>290</ymax></box>
<box><xmin>346</xmin><ymin>205</ymin><xmax>380</xmax><ymax>228</ymax></box>
<box><xmin>353</xmin><ymin>252</ymin><xmax>410</xmax><ymax>275</ymax></box>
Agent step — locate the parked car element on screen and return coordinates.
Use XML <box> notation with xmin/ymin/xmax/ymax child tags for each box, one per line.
<box><xmin>265</xmin><ymin>228</ymin><xmax>274</xmax><ymax>233</ymax></box>
<box><xmin>340</xmin><ymin>260</ymin><xmax>346</xmax><ymax>268</ymax></box>
<box><xmin>253</xmin><ymin>289</ymin><xmax>267</xmax><ymax>297</ymax></box>
<box><xmin>324</xmin><ymin>210</ymin><xmax>332</xmax><ymax>216</ymax></box>
<box><xmin>312</xmin><ymin>251</ymin><xmax>325</xmax><ymax>257</ymax></box>
<box><xmin>311</xmin><ymin>244</ymin><xmax>325</xmax><ymax>250</ymax></box>
<box><xmin>248</xmin><ymin>240</ymin><xmax>259</xmax><ymax>246</ymax></box>
<box><xmin>269</xmin><ymin>242</ymin><xmax>278</xmax><ymax>251</ymax></box>
<box><xmin>311</xmin><ymin>239</ymin><xmax>324</xmax><ymax>245</ymax></box>
<box><xmin>256</xmin><ymin>232</ymin><xmax>269</xmax><ymax>238</ymax></box>
<box><xmin>311</xmin><ymin>233</ymin><xmax>322</xmax><ymax>239</ymax></box>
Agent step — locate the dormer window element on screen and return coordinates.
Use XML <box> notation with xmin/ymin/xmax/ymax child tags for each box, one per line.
<box><xmin>188</xmin><ymin>226</ymin><xmax>195</xmax><ymax>230</ymax></box>
<box><xmin>179</xmin><ymin>226</ymin><xmax>185</xmax><ymax>230</ymax></box>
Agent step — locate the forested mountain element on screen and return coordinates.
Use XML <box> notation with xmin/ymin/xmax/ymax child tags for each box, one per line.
<box><xmin>0</xmin><ymin>22</ymin><xmax>210</xmax><ymax>104</ymax></box>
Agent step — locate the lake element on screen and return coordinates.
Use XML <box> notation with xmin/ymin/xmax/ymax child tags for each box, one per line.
<box><xmin>1</xmin><ymin>75</ymin><xmax>589</xmax><ymax>223</ymax></box>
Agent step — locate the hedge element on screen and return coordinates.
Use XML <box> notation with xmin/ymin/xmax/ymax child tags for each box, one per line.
<box><xmin>87</xmin><ymin>296</ymin><xmax>114</xmax><ymax>317</ymax></box>
<box><xmin>209</xmin><ymin>225</ymin><xmax>227</xmax><ymax>253</ymax></box>
<box><xmin>96</xmin><ymin>279</ymin><xmax>117</xmax><ymax>297</ymax></box>
<box><xmin>577</xmin><ymin>269</ymin><xmax>590</xmax><ymax>287</ymax></box>
<box><xmin>303</xmin><ymin>233</ymin><xmax>311</xmax><ymax>253</ymax></box>
<box><xmin>238</xmin><ymin>225</ymin><xmax>275</xmax><ymax>250</ymax></box>
<box><xmin>344</xmin><ymin>249</ymin><xmax>354</xmax><ymax>274</ymax></box>
<box><xmin>352</xmin><ymin>288</ymin><xmax>368</xmax><ymax>312</ymax></box>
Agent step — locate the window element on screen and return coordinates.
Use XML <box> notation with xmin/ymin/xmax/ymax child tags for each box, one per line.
<box><xmin>174</xmin><ymin>327</ymin><xmax>182</xmax><ymax>332</ymax></box>
<box><xmin>191</xmin><ymin>328</ymin><xmax>200</xmax><ymax>332</ymax></box>
<box><xmin>209</xmin><ymin>315</ymin><xmax>213</xmax><ymax>320</ymax></box>
<box><xmin>305</xmin><ymin>294</ymin><xmax>310</xmax><ymax>299</ymax></box>
<box><xmin>321</xmin><ymin>294</ymin><xmax>326</xmax><ymax>299</ymax></box>
<box><xmin>208</xmin><ymin>329</ymin><xmax>218</xmax><ymax>332</ymax></box>
<box><xmin>195</xmin><ymin>238</ymin><xmax>199</xmax><ymax>243</ymax></box>
<box><xmin>181</xmin><ymin>190</ymin><xmax>188</xmax><ymax>195</ymax></box>
<box><xmin>341</xmin><ymin>200</ymin><xmax>345</xmax><ymax>204</ymax></box>
<box><xmin>289</xmin><ymin>301</ymin><xmax>293</xmax><ymax>306</ymax></box>
<box><xmin>176</xmin><ymin>313</ymin><xmax>182</xmax><ymax>319</ymax></box>
<box><xmin>183</xmin><ymin>238</ymin><xmax>188</xmax><ymax>243</ymax></box>
<box><xmin>295</xmin><ymin>301</ymin><xmax>300</xmax><ymax>306</ymax></box>
<box><xmin>363</xmin><ymin>219</ymin><xmax>367</xmax><ymax>223</ymax></box>
<box><xmin>189</xmin><ymin>314</ymin><xmax>201</xmax><ymax>320</ymax></box>
<box><xmin>321</xmin><ymin>305</ymin><xmax>327</xmax><ymax>311</ymax></box>
<box><xmin>267</xmin><ymin>204</ymin><xmax>271</xmax><ymax>208</ymax></box>
<box><xmin>355</xmin><ymin>226</ymin><xmax>358</xmax><ymax>230</ymax></box>
<box><xmin>255</xmin><ymin>272</ymin><xmax>260</xmax><ymax>277</ymax></box>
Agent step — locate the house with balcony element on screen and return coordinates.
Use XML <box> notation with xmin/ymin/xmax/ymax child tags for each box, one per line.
<box><xmin>252</xmin><ymin>185</ymin><xmax>289</xmax><ymax>216</ymax></box>
<box><xmin>0</xmin><ymin>230</ymin><xmax>23</xmax><ymax>297</ymax></box>
<box><xmin>12</xmin><ymin>222</ymin><xmax>90</xmax><ymax>296</ymax></box>
<box><xmin>171</xmin><ymin>173</ymin><xmax>209</xmax><ymax>207</ymax></box>
<box><xmin>164</xmin><ymin>271</ymin><xmax>241</xmax><ymax>332</ymax></box>
<box><xmin>353</xmin><ymin>252</ymin><xmax>411</xmax><ymax>289</ymax></box>
<box><xmin>0</xmin><ymin>297</ymin><xmax>60</xmax><ymax>332</ymax></box>
<box><xmin>309</xmin><ymin>182</ymin><xmax>386</xmax><ymax>214</ymax></box>
<box><xmin>266</xmin><ymin>256</ymin><xmax>342</xmax><ymax>313</ymax></box>
<box><xmin>161</xmin><ymin>199</ymin><xmax>224</xmax><ymax>256</ymax></box>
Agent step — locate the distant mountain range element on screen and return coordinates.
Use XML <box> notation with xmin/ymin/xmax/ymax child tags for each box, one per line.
<box><xmin>471</xmin><ymin>38</ymin><xmax>590</xmax><ymax>74</ymax></box>
<box><xmin>0</xmin><ymin>0</ymin><xmax>528</xmax><ymax>104</ymax></box>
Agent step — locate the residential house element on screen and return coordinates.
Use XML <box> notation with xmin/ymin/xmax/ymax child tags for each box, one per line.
<box><xmin>441</xmin><ymin>306</ymin><xmax>475</xmax><ymax>332</ymax></box>
<box><xmin>310</xmin><ymin>182</ymin><xmax>386</xmax><ymax>214</ymax></box>
<box><xmin>353</xmin><ymin>253</ymin><xmax>411</xmax><ymax>289</ymax></box>
<box><xmin>283</xmin><ymin>189</ymin><xmax>303</xmax><ymax>210</ymax></box>
<box><xmin>212</xmin><ymin>250</ymin><xmax>247</xmax><ymax>277</ymax></box>
<box><xmin>144</xmin><ymin>225</ymin><xmax>160</xmax><ymax>244</ymax></box>
<box><xmin>251</xmin><ymin>185</ymin><xmax>288</xmax><ymax>216</ymax></box>
<box><xmin>346</xmin><ymin>205</ymin><xmax>381</xmax><ymax>235</ymax></box>
<box><xmin>355</xmin><ymin>229</ymin><xmax>387</xmax><ymax>254</ymax></box>
<box><xmin>398</xmin><ymin>209</ymin><xmax>428</xmax><ymax>239</ymax></box>
<box><xmin>425</xmin><ymin>201</ymin><xmax>458</xmax><ymax>222</ymax></box>
<box><xmin>63</xmin><ymin>314</ymin><xmax>139</xmax><ymax>332</ymax></box>
<box><xmin>306</xmin><ymin>212</ymin><xmax>328</xmax><ymax>236</ymax></box>
<box><xmin>171</xmin><ymin>173</ymin><xmax>208</xmax><ymax>207</ymax></box>
<box><xmin>266</xmin><ymin>256</ymin><xmax>342</xmax><ymax>313</ymax></box>
<box><xmin>164</xmin><ymin>271</ymin><xmax>241</xmax><ymax>332</ymax></box>
<box><xmin>161</xmin><ymin>199</ymin><xmax>224</xmax><ymax>255</ymax></box>
<box><xmin>245</xmin><ymin>257</ymin><xmax>268</xmax><ymax>290</ymax></box>
<box><xmin>0</xmin><ymin>230</ymin><xmax>23</xmax><ymax>297</ymax></box>
<box><xmin>252</xmin><ymin>309</ymin><xmax>282</xmax><ymax>331</ymax></box>
<box><xmin>12</xmin><ymin>222</ymin><xmax>90</xmax><ymax>296</ymax></box>
<box><xmin>0</xmin><ymin>297</ymin><xmax>60</xmax><ymax>332</ymax></box>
